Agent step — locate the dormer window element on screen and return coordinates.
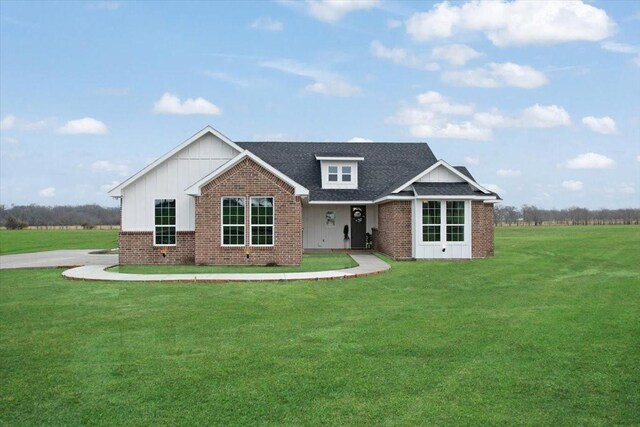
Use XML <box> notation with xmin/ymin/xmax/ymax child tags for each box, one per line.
<box><xmin>328</xmin><ymin>166</ymin><xmax>338</xmax><ymax>182</ymax></box>
<box><xmin>342</xmin><ymin>166</ymin><xmax>351</xmax><ymax>182</ymax></box>
<box><xmin>316</xmin><ymin>154</ymin><xmax>364</xmax><ymax>190</ymax></box>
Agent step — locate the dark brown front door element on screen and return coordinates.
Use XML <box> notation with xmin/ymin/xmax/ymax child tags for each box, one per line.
<box><xmin>350</xmin><ymin>205</ymin><xmax>366</xmax><ymax>249</ymax></box>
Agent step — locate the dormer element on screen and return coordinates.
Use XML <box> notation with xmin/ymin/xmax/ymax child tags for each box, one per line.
<box><xmin>315</xmin><ymin>154</ymin><xmax>364</xmax><ymax>190</ymax></box>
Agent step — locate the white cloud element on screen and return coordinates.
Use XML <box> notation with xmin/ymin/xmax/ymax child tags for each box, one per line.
<box><xmin>260</xmin><ymin>59</ymin><xmax>360</xmax><ymax>97</ymax></box>
<box><xmin>91</xmin><ymin>160</ymin><xmax>129</xmax><ymax>176</ymax></box>
<box><xmin>562</xmin><ymin>180</ymin><xmax>584</xmax><ymax>191</ymax></box>
<box><xmin>496</xmin><ymin>168</ymin><xmax>521</xmax><ymax>177</ymax></box>
<box><xmin>152</xmin><ymin>93</ymin><xmax>221</xmax><ymax>115</ymax></box>
<box><xmin>0</xmin><ymin>114</ymin><xmax>16</xmax><ymax>130</ymax></box>
<box><xmin>100</xmin><ymin>181</ymin><xmax>120</xmax><ymax>193</ymax></box>
<box><xmin>386</xmin><ymin>19</ymin><xmax>402</xmax><ymax>29</ymax></box>
<box><xmin>388</xmin><ymin>92</ymin><xmax>572</xmax><ymax>141</ymax></box>
<box><xmin>582</xmin><ymin>116</ymin><xmax>618</xmax><ymax>135</ymax></box>
<box><xmin>442</xmin><ymin>62</ymin><xmax>548</xmax><ymax>89</ymax></box>
<box><xmin>474</xmin><ymin>104</ymin><xmax>571</xmax><ymax>128</ymax></box>
<box><xmin>565</xmin><ymin>152</ymin><xmax>615</xmax><ymax>169</ymax></box>
<box><xmin>57</xmin><ymin>117</ymin><xmax>108</xmax><ymax>135</ymax></box>
<box><xmin>370</xmin><ymin>41</ymin><xmax>439</xmax><ymax>71</ymax></box>
<box><xmin>432</xmin><ymin>44</ymin><xmax>481</xmax><ymax>66</ymax></box>
<box><xmin>406</xmin><ymin>1</ymin><xmax>615</xmax><ymax>47</ymax></box>
<box><xmin>601</xmin><ymin>41</ymin><xmax>639</xmax><ymax>54</ymax></box>
<box><xmin>250</xmin><ymin>17</ymin><xmax>284</xmax><ymax>32</ymax></box>
<box><xmin>306</xmin><ymin>0</ymin><xmax>378</xmax><ymax>23</ymax></box>
<box><xmin>521</xmin><ymin>104</ymin><xmax>571</xmax><ymax>128</ymax></box>
<box><xmin>386</xmin><ymin>91</ymin><xmax>491</xmax><ymax>141</ymax></box>
<box><xmin>38</xmin><ymin>187</ymin><xmax>56</xmax><ymax>197</ymax></box>
<box><xmin>348</xmin><ymin>137</ymin><xmax>372</xmax><ymax>143</ymax></box>
<box><xmin>464</xmin><ymin>156</ymin><xmax>479</xmax><ymax>165</ymax></box>
<box><xmin>637</xmin><ymin>155</ymin><xmax>640</xmax><ymax>162</ymax></box>
<box><xmin>0</xmin><ymin>136</ymin><xmax>19</xmax><ymax>144</ymax></box>
<box><xmin>482</xmin><ymin>183</ymin><xmax>504</xmax><ymax>194</ymax></box>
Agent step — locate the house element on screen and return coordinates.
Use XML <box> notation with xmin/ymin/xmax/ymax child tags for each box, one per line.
<box><xmin>109</xmin><ymin>126</ymin><xmax>500</xmax><ymax>265</ymax></box>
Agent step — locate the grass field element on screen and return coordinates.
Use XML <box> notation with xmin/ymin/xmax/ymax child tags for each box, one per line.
<box><xmin>0</xmin><ymin>229</ymin><xmax>118</xmax><ymax>255</ymax></box>
<box><xmin>110</xmin><ymin>253</ymin><xmax>357</xmax><ymax>274</ymax></box>
<box><xmin>1</xmin><ymin>226</ymin><xmax>639</xmax><ymax>425</ymax></box>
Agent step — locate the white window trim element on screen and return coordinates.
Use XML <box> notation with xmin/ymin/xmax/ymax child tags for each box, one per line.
<box><xmin>221</xmin><ymin>196</ymin><xmax>246</xmax><ymax>247</ymax></box>
<box><xmin>420</xmin><ymin>200</ymin><xmax>467</xmax><ymax>244</ymax></box>
<box><xmin>153</xmin><ymin>198</ymin><xmax>177</xmax><ymax>247</ymax></box>
<box><xmin>341</xmin><ymin>165</ymin><xmax>352</xmax><ymax>182</ymax></box>
<box><xmin>249</xmin><ymin>196</ymin><xmax>275</xmax><ymax>247</ymax></box>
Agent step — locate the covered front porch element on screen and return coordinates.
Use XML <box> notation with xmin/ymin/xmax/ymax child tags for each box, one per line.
<box><xmin>302</xmin><ymin>202</ymin><xmax>378</xmax><ymax>251</ymax></box>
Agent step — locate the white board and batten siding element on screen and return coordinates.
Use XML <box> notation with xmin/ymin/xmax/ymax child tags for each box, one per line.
<box><xmin>302</xmin><ymin>204</ymin><xmax>378</xmax><ymax>249</ymax></box>
<box><xmin>120</xmin><ymin>133</ymin><xmax>239</xmax><ymax>231</ymax></box>
<box><xmin>416</xmin><ymin>164</ymin><xmax>464</xmax><ymax>183</ymax></box>
<box><xmin>412</xmin><ymin>199</ymin><xmax>472</xmax><ymax>259</ymax></box>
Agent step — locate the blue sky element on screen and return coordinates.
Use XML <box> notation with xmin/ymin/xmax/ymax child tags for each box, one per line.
<box><xmin>1</xmin><ymin>0</ymin><xmax>638</xmax><ymax>209</ymax></box>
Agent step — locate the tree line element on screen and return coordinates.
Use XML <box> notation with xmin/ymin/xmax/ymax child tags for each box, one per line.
<box><xmin>495</xmin><ymin>205</ymin><xmax>640</xmax><ymax>226</ymax></box>
<box><xmin>1</xmin><ymin>204</ymin><xmax>120</xmax><ymax>229</ymax></box>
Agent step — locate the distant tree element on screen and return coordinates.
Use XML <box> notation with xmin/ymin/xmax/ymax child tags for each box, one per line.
<box><xmin>5</xmin><ymin>215</ymin><xmax>28</xmax><ymax>230</ymax></box>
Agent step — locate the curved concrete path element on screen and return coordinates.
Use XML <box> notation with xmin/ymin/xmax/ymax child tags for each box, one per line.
<box><xmin>62</xmin><ymin>254</ymin><xmax>390</xmax><ymax>283</ymax></box>
<box><xmin>0</xmin><ymin>249</ymin><xmax>118</xmax><ymax>269</ymax></box>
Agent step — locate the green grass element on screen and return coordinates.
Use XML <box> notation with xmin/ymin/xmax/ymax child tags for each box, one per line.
<box><xmin>110</xmin><ymin>253</ymin><xmax>357</xmax><ymax>274</ymax></box>
<box><xmin>1</xmin><ymin>226</ymin><xmax>639</xmax><ymax>425</ymax></box>
<box><xmin>0</xmin><ymin>229</ymin><xmax>118</xmax><ymax>255</ymax></box>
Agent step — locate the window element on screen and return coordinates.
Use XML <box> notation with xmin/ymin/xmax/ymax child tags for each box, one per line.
<box><xmin>154</xmin><ymin>199</ymin><xmax>176</xmax><ymax>245</ymax></box>
<box><xmin>250</xmin><ymin>197</ymin><xmax>274</xmax><ymax>246</ymax></box>
<box><xmin>446</xmin><ymin>201</ymin><xmax>465</xmax><ymax>242</ymax></box>
<box><xmin>341</xmin><ymin>166</ymin><xmax>352</xmax><ymax>182</ymax></box>
<box><xmin>328</xmin><ymin>166</ymin><xmax>338</xmax><ymax>182</ymax></box>
<box><xmin>422</xmin><ymin>201</ymin><xmax>441</xmax><ymax>242</ymax></box>
<box><xmin>222</xmin><ymin>197</ymin><xmax>245</xmax><ymax>246</ymax></box>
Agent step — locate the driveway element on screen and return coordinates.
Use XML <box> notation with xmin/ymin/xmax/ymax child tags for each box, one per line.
<box><xmin>0</xmin><ymin>250</ymin><xmax>119</xmax><ymax>270</ymax></box>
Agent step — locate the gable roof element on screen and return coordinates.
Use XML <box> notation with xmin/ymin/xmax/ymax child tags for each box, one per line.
<box><xmin>108</xmin><ymin>126</ymin><xmax>243</xmax><ymax>197</ymax></box>
<box><xmin>185</xmin><ymin>150</ymin><xmax>309</xmax><ymax>196</ymax></box>
<box><xmin>236</xmin><ymin>141</ymin><xmax>439</xmax><ymax>201</ymax></box>
<box><xmin>391</xmin><ymin>159</ymin><xmax>492</xmax><ymax>195</ymax></box>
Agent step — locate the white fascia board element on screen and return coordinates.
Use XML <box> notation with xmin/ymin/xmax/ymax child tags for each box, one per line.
<box><xmin>308</xmin><ymin>200</ymin><xmax>373</xmax><ymax>205</ymax></box>
<box><xmin>390</xmin><ymin>159</ymin><xmax>491</xmax><ymax>195</ymax></box>
<box><xmin>315</xmin><ymin>155</ymin><xmax>365</xmax><ymax>161</ymax></box>
<box><xmin>414</xmin><ymin>195</ymin><xmax>498</xmax><ymax>201</ymax></box>
<box><xmin>372</xmin><ymin>195</ymin><xmax>416</xmax><ymax>204</ymax></box>
<box><xmin>108</xmin><ymin>126</ymin><xmax>243</xmax><ymax>198</ymax></box>
<box><xmin>185</xmin><ymin>150</ymin><xmax>309</xmax><ymax>196</ymax></box>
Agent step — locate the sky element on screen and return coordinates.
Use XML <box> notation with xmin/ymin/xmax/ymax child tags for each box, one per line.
<box><xmin>1</xmin><ymin>0</ymin><xmax>639</xmax><ymax>209</ymax></box>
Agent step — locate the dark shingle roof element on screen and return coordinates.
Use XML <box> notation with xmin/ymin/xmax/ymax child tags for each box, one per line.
<box><xmin>237</xmin><ymin>141</ymin><xmax>438</xmax><ymax>201</ymax></box>
<box><xmin>413</xmin><ymin>182</ymin><xmax>501</xmax><ymax>200</ymax></box>
<box><xmin>236</xmin><ymin>141</ymin><xmax>498</xmax><ymax>201</ymax></box>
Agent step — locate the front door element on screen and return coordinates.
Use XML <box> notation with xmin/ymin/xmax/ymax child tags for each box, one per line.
<box><xmin>350</xmin><ymin>205</ymin><xmax>367</xmax><ymax>249</ymax></box>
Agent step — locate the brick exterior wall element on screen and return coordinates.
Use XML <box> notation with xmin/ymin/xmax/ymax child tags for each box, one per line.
<box><xmin>375</xmin><ymin>201</ymin><xmax>413</xmax><ymax>259</ymax></box>
<box><xmin>194</xmin><ymin>158</ymin><xmax>303</xmax><ymax>265</ymax></box>
<box><xmin>119</xmin><ymin>231</ymin><xmax>195</xmax><ymax>265</ymax></box>
<box><xmin>471</xmin><ymin>201</ymin><xmax>494</xmax><ymax>258</ymax></box>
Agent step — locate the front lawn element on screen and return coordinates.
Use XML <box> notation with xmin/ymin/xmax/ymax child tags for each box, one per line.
<box><xmin>110</xmin><ymin>253</ymin><xmax>358</xmax><ymax>274</ymax></box>
<box><xmin>1</xmin><ymin>225</ymin><xmax>639</xmax><ymax>425</ymax></box>
<box><xmin>0</xmin><ymin>229</ymin><xmax>118</xmax><ymax>255</ymax></box>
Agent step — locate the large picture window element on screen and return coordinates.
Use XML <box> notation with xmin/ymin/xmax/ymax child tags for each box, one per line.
<box><xmin>222</xmin><ymin>197</ymin><xmax>245</xmax><ymax>246</ymax></box>
<box><xmin>154</xmin><ymin>199</ymin><xmax>176</xmax><ymax>245</ymax></box>
<box><xmin>250</xmin><ymin>197</ymin><xmax>274</xmax><ymax>246</ymax></box>
<box><xmin>446</xmin><ymin>201</ymin><xmax>465</xmax><ymax>242</ymax></box>
<box><xmin>422</xmin><ymin>201</ymin><xmax>441</xmax><ymax>242</ymax></box>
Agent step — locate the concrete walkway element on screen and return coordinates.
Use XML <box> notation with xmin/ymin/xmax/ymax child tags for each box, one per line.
<box><xmin>0</xmin><ymin>250</ymin><xmax>119</xmax><ymax>269</ymax></box>
<box><xmin>62</xmin><ymin>254</ymin><xmax>390</xmax><ymax>283</ymax></box>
